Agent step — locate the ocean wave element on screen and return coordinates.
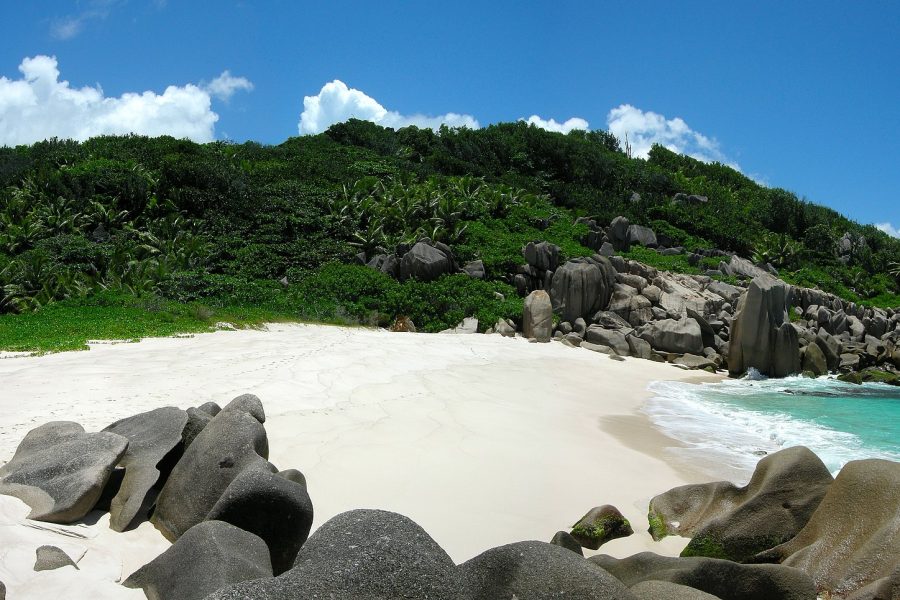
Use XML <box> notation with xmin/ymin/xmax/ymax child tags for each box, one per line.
<box><xmin>644</xmin><ymin>377</ymin><xmax>900</xmax><ymax>484</ymax></box>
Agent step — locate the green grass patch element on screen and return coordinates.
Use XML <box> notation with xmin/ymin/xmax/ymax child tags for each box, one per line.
<box><xmin>622</xmin><ymin>246</ymin><xmax>701</xmax><ymax>275</ymax></box>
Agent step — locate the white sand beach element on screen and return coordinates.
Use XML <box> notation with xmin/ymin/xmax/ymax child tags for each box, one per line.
<box><xmin>0</xmin><ymin>324</ymin><xmax>722</xmax><ymax>598</ymax></box>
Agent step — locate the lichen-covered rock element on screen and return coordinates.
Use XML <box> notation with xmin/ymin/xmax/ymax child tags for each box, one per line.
<box><xmin>648</xmin><ymin>447</ymin><xmax>833</xmax><ymax>562</ymax></box>
<box><xmin>462</xmin><ymin>541</ymin><xmax>634</xmax><ymax>600</ymax></box>
<box><xmin>0</xmin><ymin>422</ymin><xmax>128</xmax><ymax>523</ymax></box>
<box><xmin>102</xmin><ymin>407</ymin><xmax>188</xmax><ymax>532</ymax></box>
<box><xmin>570</xmin><ymin>504</ymin><xmax>634</xmax><ymax>550</ymax></box>
<box><xmin>728</xmin><ymin>275</ymin><xmax>800</xmax><ymax>377</ymax></box>
<box><xmin>753</xmin><ymin>458</ymin><xmax>900</xmax><ymax>598</ymax></box>
<box><xmin>591</xmin><ymin>552</ymin><xmax>816</xmax><ymax>600</ymax></box>
<box><xmin>123</xmin><ymin>520</ymin><xmax>272</xmax><ymax>600</ymax></box>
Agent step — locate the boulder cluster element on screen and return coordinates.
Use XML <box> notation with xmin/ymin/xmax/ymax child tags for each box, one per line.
<box><xmin>2</xmin><ymin>400</ymin><xmax>896</xmax><ymax>599</ymax></box>
<box><xmin>492</xmin><ymin>216</ymin><xmax>900</xmax><ymax>380</ymax></box>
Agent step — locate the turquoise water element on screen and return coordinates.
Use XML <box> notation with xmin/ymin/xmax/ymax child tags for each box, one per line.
<box><xmin>644</xmin><ymin>374</ymin><xmax>900</xmax><ymax>482</ymax></box>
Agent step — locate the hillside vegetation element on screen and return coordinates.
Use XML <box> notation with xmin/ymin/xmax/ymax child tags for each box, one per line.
<box><xmin>1</xmin><ymin>121</ymin><xmax>898</xmax><ymax>349</ymax></box>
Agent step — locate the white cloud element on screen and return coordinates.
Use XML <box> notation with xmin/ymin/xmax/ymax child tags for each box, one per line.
<box><xmin>0</xmin><ymin>56</ymin><xmax>252</xmax><ymax>146</ymax></box>
<box><xmin>606</xmin><ymin>104</ymin><xmax>738</xmax><ymax>168</ymax></box>
<box><xmin>298</xmin><ymin>80</ymin><xmax>479</xmax><ymax>135</ymax></box>
<box><xmin>51</xmin><ymin>0</ymin><xmax>121</xmax><ymax>40</ymax></box>
<box><xmin>522</xmin><ymin>115</ymin><xmax>589</xmax><ymax>134</ymax></box>
<box><xmin>204</xmin><ymin>70</ymin><xmax>254</xmax><ymax>101</ymax></box>
<box><xmin>875</xmin><ymin>222</ymin><xmax>900</xmax><ymax>238</ymax></box>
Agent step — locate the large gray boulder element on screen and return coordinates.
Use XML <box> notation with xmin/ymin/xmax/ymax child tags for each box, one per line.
<box><xmin>609</xmin><ymin>216</ymin><xmax>631</xmax><ymax>251</ymax></box>
<box><xmin>102</xmin><ymin>407</ymin><xmax>188</xmax><ymax>532</ymax></box>
<box><xmin>638</xmin><ymin>318</ymin><xmax>704</xmax><ymax>355</ymax></box>
<box><xmin>585</xmin><ymin>326</ymin><xmax>631</xmax><ymax>356</ymax></box>
<box><xmin>34</xmin><ymin>545</ymin><xmax>79</xmax><ymax>571</ymax></box>
<box><xmin>754</xmin><ymin>459</ymin><xmax>900</xmax><ymax>598</ymax></box>
<box><xmin>123</xmin><ymin>520</ymin><xmax>272</xmax><ymax>600</ymax></box>
<box><xmin>523</xmin><ymin>241</ymin><xmax>560</xmax><ymax>272</ymax></box>
<box><xmin>206</xmin><ymin>509</ymin><xmax>468</xmax><ymax>600</ymax></box>
<box><xmin>461</xmin><ymin>541</ymin><xmax>634</xmax><ymax>600</ymax></box>
<box><xmin>151</xmin><ymin>395</ymin><xmax>269</xmax><ymax>541</ymax></box>
<box><xmin>399</xmin><ymin>241</ymin><xmax>453</xmax><ymax>282</ymax></box>
<box><xmin>523</xmin><ymin>290</ymin><xmax>553</xmax><ymax>342</ymax></box>
<box><xmin>728</xmin><ymin>275</ymin><xmax>801</xmax><ymax>377</ymax></box>
<box><xmin>648</xmin><ymin>447</ymin><xmax>833</xmax><ymax>562</ymax></box>
<box><xmin>591</xmin><ymin>552</ymin><xmax>816</xmax><ymax>600</ymax></box>
<box><xmin>205</xmin><ymin>467</ymin><xmax>313</xmax><ymax>575</ymax></box>
<box><xmin>800</xmin><ymin>343</ymin><xmax>828</xmax><ymax>376</ymax></box>
<box><xmin>627</xmin><ymin>224</ymin><xmax>658</xmax><ymax>247</ymax></box>
<box><xmin>629</xmin><ymin>581</ymin><xmax>722</xmax><ymax>600</ymax></box>
<box><xmin>549</xmin><ymin>257</ymin><xmax>617</xmax><ymax>323</ymax></box>
<box><xmin>0</xmin><ymin>422</ymin><xmax>128</xmax><ymax>523</ymax></box>
<box><xmin>728</xmin><ymin>256</ymin><xmax>770</xmax><ymax>280</ymax></box>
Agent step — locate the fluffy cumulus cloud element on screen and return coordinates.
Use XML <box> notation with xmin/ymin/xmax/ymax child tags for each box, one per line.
<box><xmin>521</xmin><ymin>115</ymin><xmax>589</xmax><ymax>134</ymax></box>
<box><xmin>0</xmin><ymin>55</ymin><xmax>252</xmax><ymax>146</ymax></box>
<box><xmin>875</xmin><ymin>222</ymin><xmax>900</xmax><ymax>238</ymax></box>
<box><xmin>606</xmin><ymin>104</ymin><xmax>736</xmax><ymax>168</ymax></box>
<box><xmin>298</xmin><ymin>80</ymin><xmax>479</xmax><ymax>135</ymax></box>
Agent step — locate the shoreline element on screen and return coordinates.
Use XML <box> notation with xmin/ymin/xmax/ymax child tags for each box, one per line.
<box><xmin>0</xmin><ymin>323</ymin><xmax>727</xmax><ymax>596</ymax></box>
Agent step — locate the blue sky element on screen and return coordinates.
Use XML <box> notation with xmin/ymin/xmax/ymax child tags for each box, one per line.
<box><xmin>1</xmin><ymin>1</ymin><xmax>898</xmax><ymax>234</ymax></box>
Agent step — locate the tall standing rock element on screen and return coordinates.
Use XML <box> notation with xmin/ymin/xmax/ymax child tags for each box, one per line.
<box><xmin>523</xmin><ymin>290</ymin><xmax>553</xmax><ymax>342</ymax></box>
<box><xmin>728</xmin><ymin>275</ymin><xmax>801</xmax><ymax>377</ymax></box>
<box><xmin>549</xmin><ymin>257</ymin><xmax>617</xmax><ymax>324</ymax></box>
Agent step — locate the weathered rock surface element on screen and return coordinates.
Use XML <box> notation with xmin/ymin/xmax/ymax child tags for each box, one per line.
<box><xmin>753</xmin><ymin>458</ymin><xmax>900</xmax><ymax>598</ymax></box>
<box><xmin>523</xmin><ymin>241</ymin><xmax>560</xmax><ymax>272</ymax></box>
<box><xmin>638</xmin><ymin>318</ymin><xmax>704</xmax><ymax>355</ymax></box>
<box><xmin>0</xmin><ymin>422</ymin><xmax>128</xmax><ymax>523</ymax></box>
<box><xmin>207</xmin><ymin>509</ymin><xmax>468</xmax><ymax>600</ymax></box>
<box><xmin>399</xmin><ymin>241</ymin><xmax>453</xmax><ymax>282</ymax></box>
<box><xmin>205</xmin><ymin>466</ymin><xmax>313</xmax><ymax>575</ymax></box>
<box><xmin>549</xmin><ymin>257</ymin><xmax>617</xmax><ymax>323</ymax></box>
<box><xmin>728</xmin><ymin>275</ymin><xmax>800</xmax><ymax>377</ymax></box>
<box><xmin>585</xmin><ymin>326</ymin><xmax>631</xmax><ymax>356</ymax></box>
<box><xmin>523</xmin><ymin>290</ymin><xmax>553</xmax><ymax>342</ymax></box>
<box><xmin>800</xmin><ymin>342</ymin><xmax>828</xmax><ymax>376</ymax></box>
<box><xmin>627</xmin><ymin>224</ymin><xmax>658</xmax><ymax>247</ymax></box>
<box><xmin>550</xmin><ymin>530</ymin><xmax>584</xmax><ymax>556</ymax></box>
<box><xmin>33</xmin><ymin>545</ymin><xmax>78</xmax><ymax>571</ymax></box>
<box><xmin>102</xmin><ymin>407</ymin><xmax>188</xmax><ymax>532</ymax></box>
<box><xmin>629</xmin><ymin>580</ymin><xmax>723</xmax><ymax>600</ymax></box>
<box><xmin>151</xmin><ymin>395</ymin><xmax>269</xmax><ymax>541</ymax></box>
<box><xmin>591</xmin><ymin>552</ymin><xmax>816</xmax><ymax>600</ymax></box>
<box><xmin>462</xmin><ymin>259</ymin><xmax>485</xmax><ymax>279</ymax></box>
<box><xmin>123</xmin><ymin>520</ymin><xmax>272</xmax><ymax>600</ymax></box>
<box><xmin>570</xmin><ymin>504</ymin><xmax>634</xmax><ymax>550</ymax></box>
<box><xmin>648</xmin><ymin>447</ymin><xmax>833</xmax><ymax>562</ymax></box>
<box><xmin>461</xmin><ymin>541</ymin><xmax>634</xmax><ymax>600</ymax></box>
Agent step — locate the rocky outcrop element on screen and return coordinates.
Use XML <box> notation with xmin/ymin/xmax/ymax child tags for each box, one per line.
<box><xmin>399</xmin><ymin>241</ymin><xmax>453</xmax><ymax>282</ymax></box>
<box><xmin>151</xmin><ymin>395</ymin><xmax>270</xmax><ymax>541</ymax></box>
<box><xmin>549</xmin><ymin>257</ymin><xmax>617</xmax><ymax>323</ymax></box>
<box><xmin>0</xmin><ymin>422</ymin><xmax>128</xmax><ymax>523</ymax></box>
<box><xmin>728</xmin><ymin>275</ymin><xmax>800</xmax><ymax>377</ymax></box>
<box><xmin>102</xmin><ymin>407</ymin><xmax>188</xmax><ymax>532</ymax></box>
<box><xmin>648</xmin><ymin>447</ymin><xmax>833</xmax><ymax>562</ymax></box>
<box><xmin>753</xmin><ymin>458</ymin><xmax>900</xmax><ymax>598</ymax></box>
<box><xmin>592</xmin><ymin>552</ymin><xmax>816</xmax><ymax>600</ymax></box>
<box><xmin>637</xmin><ymin>318</ymin><xmax>704</xmax><ymax>355</ymax></box>
<box><xmin>523</xmin><ymin>290</ymin><xmax>553</xmax><ymax>342</ymax></box>
<box><xmin>461</xmin><ymin>541</ymin><xmax>633</xmax><ymax>600</ymax></box>
<box><xmin>123</xmin><ymin>520</ymin><xmax>272</xmax><ymax>600</ymax></box>
<box><xmin>523</xmin><ymin>241</ymin><xmax>560</xmax><ymax>272</ymax></box>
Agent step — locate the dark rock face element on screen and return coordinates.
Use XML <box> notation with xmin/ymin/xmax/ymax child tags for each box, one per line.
<box><xmin>523</xmin><ymin>241</ymin><xmax>560</xmax><ymax>272</ymax></box>
<box><xmin>33</xmin><ymin>546</ymin><xmax>78</xmax><ymax>571</ymax></box>
<box><xmin>649</xmin><ymin>447</ymin><xmax>833</xmax><ymax>562</ymax></box>
<box><xmin>570</xmin><ymin>504</ymin><xmax>634</xmax><ymax>550</ymax></box>
<box><xmin>844</xmin><ymin>567</ymin><xmax>900</xmax><ymax>600</ymax></box>
<box><xmin>399</xmin><ymin>241</ymin><xmax>453</xmax><ymax>282</ymax></box>
<box><xmin>0</xmin><ymin>422</ymin><xmax>128</xmax><ymax>523</ymax></box>
<box><xmin>754</xmin><ymin>459</ymin><xmax>900</xmax><ymax>598</ymax></box>
<box><xmin>629</xmin><ymin>580</ymin><xmax>722</xmax><ymax>600</ymax></box>
<box><xmin>205</xmin><ymin>467</ymin><xmax>313</xmax><ymax>575</ymax></box>
<box><xmin>728</xmin><ymin>276</ymin><xmax>800</xmax><ymax>377</ymax></box>
<box><xmin>637</xmin><ymin>318</ymin><xmax>704</xmax><ymax>354</ymax></box>
<box><xmin>151</xmin><ymin>395</ymin><xmax>269</xmax><ymax>541</ymax></box>
<box><xmin>523</xmin><ymin>290</ymin><xmax>553</xmax><ymax>342</ymax></box>
<box><xmin>550</xmin><ymin>530</ymin><xmax>584</xmax><ymax>556</ymax></box>
<box><xmin>549</xmin><ymin>257</ymin><xmax>617</xmax><ymax>323</ymax></box>
<box><xmin>609</xmin><ymin>216</ymin><xmax>631</xmax><ymax>251</ymax></box>
<box><xmin>207</xmin><ymin>509</ymin><xmax>468</xmax><ymax>600</ymax></box>
<box><xmin>123</xmin><ymin>520</ymin><xmax>272</xmax><ymax>600</ymax></box>
<box><xmin>366</xmin><ymin>253</ymin><xmax>400</xmax><ymax>278</ymax></box>
<box><xmin>102</xmin><ymin>407</ymin><xmax>188</xmax><ymax>532</ymax></box>
<box><xmin>591</xmin><ymin>552</ymin><xmax>816</xmax><ymax>600</ymax></box>
<box><xmin>627</xmin><ymin>224</ymin><xmax>658</xmax><ymax>248</ymax></box>
<box><xmin>461</xmin><ymin>541</ymin><xmax>634</xmax><ymax>600</ymax></box>
<box><xmin>800</xmin><ymin>342</ymin><xmax>828</xmax><ymax>376</ymax></box>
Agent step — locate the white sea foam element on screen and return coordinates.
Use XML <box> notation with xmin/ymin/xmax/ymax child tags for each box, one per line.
<box><xmin>644</xmin><ymin>377</ymin><xmax>900</xmax><ymax>484</ymax></box>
